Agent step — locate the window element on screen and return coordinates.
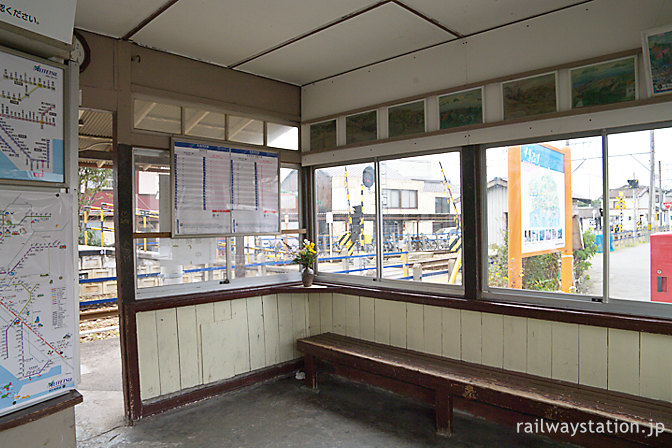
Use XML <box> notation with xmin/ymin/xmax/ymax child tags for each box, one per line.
<box><xmin>381</xmin><ymin>152</ymin><xmax>462</xmax><ymax>285</ymax></box>
<box><xmin>310</xmin><ymin>120</ymin><xmax>337</xmax><ymax>151</ymax></box>
<box><xmin>132</xmin><ymin>150</ymin><xmax>302</xmax><ymax>296</ymax></box>
<box><xmin>486</xmin><ymin>136</ymin><xmax>603</xmax><ymax>297</ymax></box>
<box><xmin>228</xmin><ymin>115</ymin><xmax>264</xmax><ymax>145</ymax></box>
<box><xmin>388</xmin><ymin>100</ymin><xmax>425</xmax><ymax>138</ymax></box>
<box><xmin>346</xmin><ymin>110</ymin><xmax>377</xmax><ymax>144</ymax></box>
<box><xmin>184</xmin><ymin>107</ymin><xmax>225</xmax><ymax>140</ymax></box>
<box><xmin>607</xmin><ymin>127</ymin><xmax>672</xmax><ymax>304</ymax></box>
<box><xmin>383</xmin><ymin>189</ymin><xmax>418</xmax><ymax>209</ymax></box>
<box><xmin>315</xmin><ymin>163</ymin><xmax>377</xmax><ymax>277</ymax></box>
<box><xmin>134</xmin><ymin>99</ymin><xmax>181</xmax><ymax>134</ymax></box>
<box><xmin>268</xmin><ymin>123</ymin><xmax>299</xmax><ymax>150</ymax></box>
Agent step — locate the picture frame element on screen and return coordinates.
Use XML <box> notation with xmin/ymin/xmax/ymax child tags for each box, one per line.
<box><xmin>570</xmin><ymin>56</ymin><xmax>637</xmax><ymax>109</ymax></box>
<box><xmin>502</xmin><ymin>72</ymin><xmax>557</xmax><ymax>120</ymax></box>
<box><xmin>438</xmin><ymin>87</ymin><xmax>484</xmax><ymax>129</ymax></box>
<box><xmin>642</xmin><ymin>24</ymin><xmax>672</xmax><ymax>96</ymax></box>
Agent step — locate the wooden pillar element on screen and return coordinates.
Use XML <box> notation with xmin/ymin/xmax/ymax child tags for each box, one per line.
<box><xmin>461</xmin><ymin>146</ymin><xmax>482</xmax><ymax>298</ymax></box>
<box><xmin>435</xmin><ymin>388</ymin><xmax>453</xmax><ymax>437</ymax></box>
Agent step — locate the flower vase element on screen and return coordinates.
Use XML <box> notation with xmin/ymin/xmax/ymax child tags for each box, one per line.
<box><xmin>301</xmin><ymin>266</ymin><xmax>314</xmax><ymax>287</ymax></box>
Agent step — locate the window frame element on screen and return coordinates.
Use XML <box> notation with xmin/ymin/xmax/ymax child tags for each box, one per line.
<box><xmin>313</xmin><ymin>147</ymin><xmax>465</xmax><ymax>296</ymax></box>
<box><xmin>131</xmin><ymin>150</ymin><xmax>304</xmax><ymax>300</ymax></box>
<box><xmin>479</xmin><ymin>122</ymin><xmax>672</xmax><ymax>319</ymax></box>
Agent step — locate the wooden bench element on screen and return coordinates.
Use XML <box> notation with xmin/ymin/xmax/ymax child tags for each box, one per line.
<box><xmin>297</xmin><ymin>333</ymin><xmax>672</xmax><ymax>447</ymax></box>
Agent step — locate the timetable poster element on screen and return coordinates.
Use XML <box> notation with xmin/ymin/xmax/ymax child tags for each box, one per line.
<box><xmin>231</xmin><ymin>148</ymin><xmax>279</xmax><ymax>234</ymax></box>
<box><xmin>172</xmin><ymin>139</ymin><xmax>279</xmax><ymax>236</ymax></box>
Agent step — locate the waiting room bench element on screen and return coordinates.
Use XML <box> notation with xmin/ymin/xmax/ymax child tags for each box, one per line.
<box><xmin>297</xmin><ymin>333</ymin><xmax>672</xmax><ymax>447</ymax></box>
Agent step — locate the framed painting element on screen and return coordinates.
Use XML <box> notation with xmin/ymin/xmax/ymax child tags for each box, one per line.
<box><xmin>642</xmin><ymin>25</ymin><xmax>672</xmax><ymax>96</ymax></box>
<box><xmin>502</xmin><ymin>72</ymin><xmax>557</xmax><ymax>120</ymax></box>
<box><xmin>438</xmin><ymin>87</ymin><xmax>483</xmax><ymax>129</ymax></box>
<box><xmin>571</xmin><ymin>56</ymin><xmax>637</xmax><ymax>108</ymax></box>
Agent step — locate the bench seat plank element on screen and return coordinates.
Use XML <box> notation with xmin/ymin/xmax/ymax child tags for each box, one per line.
<box><xmin>298</xmin><ymin>333</ymin><xmax>672</xmax><ymax>441</ymax></box>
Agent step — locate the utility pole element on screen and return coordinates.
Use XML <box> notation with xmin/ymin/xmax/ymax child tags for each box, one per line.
<box><xmin>660</xmin><ymin>160</ymin><xmax>664</xmax><ymax>231</ymax></box>
<box><xmin>649</xmin><ymin>130</ymin><xmax>655</xmax><ymax>232</ymax></box>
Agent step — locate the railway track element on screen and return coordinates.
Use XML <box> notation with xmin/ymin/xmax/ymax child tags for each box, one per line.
<box><xmin>80</xmin><ymin>307</ymin><xmax>118</xmax><ymax>322</ymax></box>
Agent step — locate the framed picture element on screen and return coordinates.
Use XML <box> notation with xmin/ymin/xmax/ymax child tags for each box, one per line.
<box><xmin>346</xmin><ymin>110</ymin><xmax>377</xmax><ymax>145</ymax></box>
<box><xmin>310</xmin><ymin>119</ymin><xmax>337</xmax><ymax>151</ymax></box>
<box><xmin>642</xmin><ymin>25</ymin><xmax>672</xmax><ymax>96</ymax></box>
<box><xmin>438</xmin><ymin>87</ymin><xmax>483</xmax><ymax>129</ymax></box>
<box><xmin>502</xmin><ymin>72</ymin><xmax>557</xmax><ymax>120</ymax></box>
<box><xmin>388</xmin><ymin>100</ymin><xmax>426</xmax><ymax>138</ymax></box>
<box><xmin>570</xmin><ymin>56</ymin><xmax>637</xmax><ymax>108</ymax></box>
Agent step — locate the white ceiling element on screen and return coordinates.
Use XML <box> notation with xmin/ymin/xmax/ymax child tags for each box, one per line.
<box><xmin>74</xmin><ymin>0</ymin><xmax>590</xmax><ymax>86</ymax></box>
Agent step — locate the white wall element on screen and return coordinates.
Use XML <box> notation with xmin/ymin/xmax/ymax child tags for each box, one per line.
<box><xmin>0</xmin><ymin>408</ymin><xmax>76</xmax><ymax>448</ymax></box>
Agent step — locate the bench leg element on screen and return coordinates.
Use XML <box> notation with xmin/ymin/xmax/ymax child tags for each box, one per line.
<box><xmin>304</xmin><ymin>354</ymin><xmax>318</xmax><ymax>389</ymax></box>
<box><xmin>435</xmin><ymin>388</ymin><xmax>453</xmax><ymax>437</ymax></box>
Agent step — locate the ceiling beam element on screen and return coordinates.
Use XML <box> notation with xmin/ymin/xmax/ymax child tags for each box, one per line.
<box><xmin>229</xmin><ymin>0</ymin><xmax>391</xmax><ymax>69</ymax></box>
<box><xmin>123</xmin><ymin>0</ymin><xmax>181</xmax><ymax>40</ymax></box>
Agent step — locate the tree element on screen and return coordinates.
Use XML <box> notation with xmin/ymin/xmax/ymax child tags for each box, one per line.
<box><xmin>78</xmin><ymin>166</ymin><xmax>113</xmax><ymax>245</ymax></box>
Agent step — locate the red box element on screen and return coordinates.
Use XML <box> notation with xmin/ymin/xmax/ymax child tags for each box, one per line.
<box><xmin>651</xmin><ymin>233</ymin><xmax>672</xmax><ymax>303</ymax></box>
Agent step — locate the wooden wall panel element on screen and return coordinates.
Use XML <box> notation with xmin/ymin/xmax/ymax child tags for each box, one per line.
<box><xmin>200</xmin><ymin>320</ymin><xmax>234</xmax><ymax>383</ymax></box>
<box><xmin>607</xmin><ymin>328</ymin><xmax>640</xmax><ymax>396</ymax></box>
<box><xmin>247</xmin><ymin>296</ymin><xmax>266</xmax><ymax>371</ymax></box>
<box><xmin>291</xmin><ymin>294</ymin><xmax>308</xmax><ymax>357</ymax></box>
<box><xmin>389</xmin><ymin>300</ymin><xmax>407</xmax><ymax>348</ymax></box>
<box><xmin>277</xmin><ymin>293</ymin><xmax>295</xmax><ymax>362</ymax></box>
<box><xmin>359</xmin><ymin>296</ymin><xmax>375</xmax><ymax>341</ymax></box>
<box><xmin>231</xmin><ymin>299</ymin><xmax>251</xmax><ymax>375</ymax></box>
<box><xmin>155</xmin><ymin>309</ymin><xmax>181</xmax><ymax>395</ymax></box>
<box><xmin>551</xmin><ymin>322</ymin><xmax>579</xmax><ymax>383</ymax></box>
<box><xmin>308</xmin><ymin>293</ymin><xmax>321</xmax><ymax>336</ymax></box>
<box><xmin>374</xmin><ymin>299</ymin><xmax>391</xmax><ymax>345</ymax></box>
<box><xmin>262</xmin><ymin>294</ymin><xmax>280</xmax><ymax>366</ymax></box>
<box><xmin>460</xmin><ymin>310</ymin><xmax>482</xmax><ymax>364</ymax></box>
<box><xmin>319</xmin><ymin>292</ymin><xmax>333</xmax><ymax>333</ymax></box>
<box><xmin>406</xmin><ymin>303</ymin><xmax>424</xmax><ymax>352</ymax></box>
<box><xmin>345</xmin><ymin>295</ymin><xmax>361</xmax><ymax>338</ymax></box>
<box><xmin>503</xmin><ymin>315</ymin><xmax>527</xmax><ymax>373</ymax></box>
<box><xmin>639</xmin><ymin>332</ymin><xmax>672</xmax><ymax>402</ymax></box>
<box><xmin>136</xmin><ymin>311</ymin><xmax>160</xmax><ymax>400</ymax></box>
<box><xmin>481</xmin><ymin>313</ymin><xmax>503</xmax><ymax>368</ymax></box>
<box><xmin>214</xmin><ymin>300</ymin><xmax>232</xmax><ymax>321</ymax></box>
<box><xmin>176</xmin><ymin>305</ymin><xmax>201</xmax><ymax>389</ymax></box>
<box><xmin>527</xmin><ymin>319</ymin><xmax>552</xmax><ymax>377</ymax></box>
<box><xmin>332</xmin><ymin>293</ymin><xmax>347</xmax><ymax>335</ymax></box>
<box><xmin>441</xmin><ymin>308</ymin><xmax>461</xmax><ymax>359</ymax></box>
<box><xmin>578</xmin><ymin>325</ymin><xmax>608</xmax><ymax>389</ymax></box>
<box><xmin>423</xmin><ymin>305</ymin><xmax>442</xmax><ymax>356</ymax></box>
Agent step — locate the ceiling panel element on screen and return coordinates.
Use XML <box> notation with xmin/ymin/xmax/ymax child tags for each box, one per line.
<box><xmin>75</xmin><ymin>0</ymin><xmax>168</xmax><ymax>37</ymax></box>
<box><xmin>132</xmin><ymin>0</ymin><xmax>379</xmax><ymax>68</ymax></box>
<box><xmin>238</xmin><ymin>2</ymin><xmax>454</xmax><ymax>85</ymax></box>
<box><xmin>401</xmin><ymin>0</ymin><xmax>587</xmax><ymax>36</ymax></box>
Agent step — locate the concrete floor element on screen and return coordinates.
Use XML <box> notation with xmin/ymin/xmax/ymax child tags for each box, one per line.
<box><xmin>75</xmin><ymin>338</ymin><xmax>574</xmax><ymax>448</ymax></box>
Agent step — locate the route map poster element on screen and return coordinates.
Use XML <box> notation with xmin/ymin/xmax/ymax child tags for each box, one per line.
<box><xmin>0</xmin><ymin>49</ymin><xmax>64</xmax><ymax>183</ymax></box>
<box><xmin>172</xmin><ymin>139</ymin><xmax>279</xmax><ymax>236</ymax></box>
<box><xmin>519</xmin><ymin>144</ymin><xmax>566</xmax><ymax>254</ymax></box>
<box><xmin>0</xmin><ymin>189</ymin><xmax>76</xmax><ymax>417</ymax></box>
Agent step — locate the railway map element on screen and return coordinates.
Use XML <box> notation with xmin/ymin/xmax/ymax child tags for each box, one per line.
<box><xmin>0</xmin><ymin>190</ymin><xmax>75</xmax><ymax>416</ymax></box>
<box><xmin>0</xmin><ymin>50</ymin><xmax>64</xmax><ymax>183</ymax></box>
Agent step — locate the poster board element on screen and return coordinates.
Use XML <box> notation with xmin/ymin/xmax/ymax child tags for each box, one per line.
<box><xmin>507</xmin><ymin>143</ymin><xmax>573</xmax><ymax>291</ymax></box>
<box><xmin>171</xmin><ymin>137</ymin><xmax>280</xmax><ymax>237</ymax></box>
<box><xmin>0</xmin><ymin>189</ymin><xmax>76</xmax><ymax>417</ymax></box>
<box><xmin>0</xmin><ymin>47</ymin><xmax>65</xmax><ymax>184</ymax></box>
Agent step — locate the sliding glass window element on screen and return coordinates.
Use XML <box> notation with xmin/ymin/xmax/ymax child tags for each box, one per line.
<box><xmin>380</xmin><ymin>152</ymin><xmax>462</xmax><ymax>285</ymax></box>
<box><xmin>315</xmin><ymin>163</ymin><xmax>377</xmax><ymax>277</ymax></box>
<box><xmin>485</xmin><ymin>136</ymin><xmax>603</xmax><ymax>297</ymax></box>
